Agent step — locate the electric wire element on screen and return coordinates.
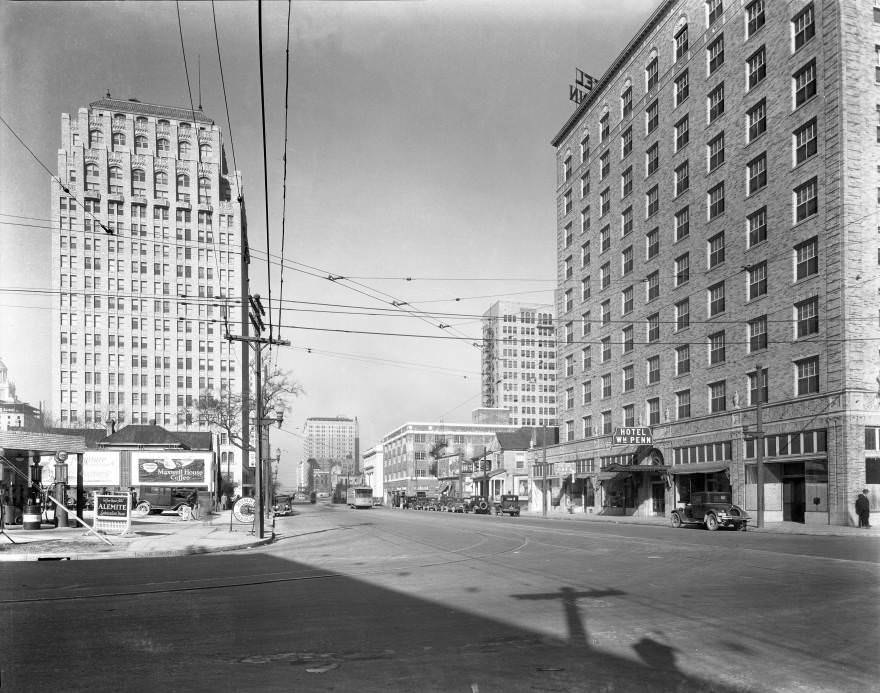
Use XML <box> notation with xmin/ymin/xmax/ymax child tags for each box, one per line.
<box><xmin>274</xmin><ymin>0</ymin><xmax>294</xmax><ymax>356</ymax></box>
<box><xmin>257</xmin><ymin>0</ymin><xmax>274</xmax><ymax>342</ymax></box>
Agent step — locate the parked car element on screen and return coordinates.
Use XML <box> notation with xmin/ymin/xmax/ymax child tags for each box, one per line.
<box><xmin>466</xmin><ymin>495</ymin><xmax>491</xmax><ymax>515</ymax></box>
<box><xmin>133</xmin><ymin>486</ymin><xmax>197</xmax><ymax>515</ymax></box>
<box><xmin>440</xmin><ymin>497</ymin><xmax>466</xmax><ymax>513</ymax></box>
<box><xmin>670</xmin><ymin>491</ymin><xmax>749</xmax><ymax>531</ymax></box>
<box><xmin>494</xmin><ymin>494</ymin><xmax>522</xmax><ymax>517</ymax></box>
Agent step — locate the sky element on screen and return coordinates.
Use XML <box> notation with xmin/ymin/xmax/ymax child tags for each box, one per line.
<box><xmin>0</xmin><ymin>0</ymin><xmax>654</xmax><ymax>487</ymax></box>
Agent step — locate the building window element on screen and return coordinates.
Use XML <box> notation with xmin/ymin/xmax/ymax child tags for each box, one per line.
<box><xmin>708</xmin><ymin>83</ymin><xmax>725</xmax><ymax>123</ymax></box>
<box><xmin>621</xmin><ymin>288</ymin><xmax>633</xmax><ymax>316</ymax></box>
<box><xmin>676</xmin><ymin>345</ymin><xmax>691</xmax><ymax>375</ymax></box>
<box><xmin>708</xmin><ymin>182</ymin><xmax>725</xmax><ymax>219</ymax></box>
<box><xmin>108</xmin><ymin>166</ymin><xmax>123</xmax><ymax>195</ymax></box>
<box><xmin>795</xmin><ymin>236</ymin><xmax>819</xmax><ymax>279</ymax></box>
<box><xmin>676</xmin><ymin>390</ymin><xmax>691</xmax><ymax>419</ymax></box>
<box><xmin>793</xmin><ymin>3</ymin><xmax>815</xmax><ymax>51</ymax></box>
<box><xmin>749</xmin><ymin>367</ymin><xmax>769</xmax><ymax>405</ymax></box>
<box><xmin>646</xmin><ymin>185</ymin><xmax>659</xmax><ymax>217</ymax></box>
<box><xmin>622</xmin><ymin>245</ymin><xmax>634</xmax><ymax>275</ymax></box>
<box><xmin>794</xmin><ymin>178</ymin><xmax>818</xmax><ymax>222</ymax></box>
<box><xmin>748</xmin><ymin>261</ymin><xmax>768</xmax><ymax>300</ymax></box>
<box><xmin>600</xmin><ymin>225</ymin><xmax>611</xmax><ymax>252</ymax></box>
<box><xmin>621</xmin><ymin>206</ymin><xmax>634</xmax><ymax>236</ymax></box>
<box><xmin>709</xmin><ymin>331</ymin><xmax>726</xmax><ymax>365</ymax></box>
<box><xmin>709</xmin><ymin>380</ymin><xmax>727</xmax><ymax>412</ymax></box>
<box><xmin>748</xmin><ymin>206</ymin><xmax>767</xmax><ymax>246</ymax></box>
<box><xmin>675</xmin><ymin>207</ymin><xmax>690</xmax><ymax>241</ymax></box>
<box><xmin>674</xmin><ymin>69</ymin><xmax>689</xmax><ymax>107</ymax></box>
<box><xmin>749</xmin><ymin>315</ymin><xmax>768</xmax><ymax>351</ymax></box>
<box><xmin>622</xmin><ymin>324</ymin><xmax>634</xmax><ymax>353</ymax></box>
<box><xmin>621</xmin><ymin>167</ymin><xmax>633</xmax><ymax>198</ymax></box>
<box><xmin>675</xmin><ymin>24</ymin><xmax>689</xmax><ymax>61</ymax></box>
<box><xmin>646</xmin><ymin>99</ymin><xmax>659</xmax><ymax>134</ymax></box>
<box><xmin>708</xmin><ymin>232</ymin><xmax>725</xmax><ymax>268</ymax></box>
<box><xmin>675</xmin><ymin>161</ymin><xmax>690</xmax><ymax>196</ymax></box>
<box><xmin>796</xmin><ymin>297</ymin><xmax>819</xmax><ymax>337</ymax></box>
<box><xmin>566</xmin><ymin>386</ymin><xmax>574</xmax><ymax>408</ymax></box>
<box><xmin>707</xmin><ymin>34</ymin><xmax>725</xmax><ymax>75</ymax></box>
<box><xmin>794</xmin><ymin>60</ymin><xmax>817</xmax><ymax>108</ymax></box>
<box><xmin>675</xmin><ymin>115</ymin><xmax>689</xmax><ymax>152</ymax></box>
<box><xmin>647</xmin><ymin>398</ymin><xmax>661</xmax><ymax>426</ymax></box>
<box><xmin>563</xmin><ymin>189</ymin><xmax>573</xmax><ymax>215</ymax></box>
<box><xmin>622</xmin><ymin>86</ymin><xmax>633</xmax><ymax>119</ymax></box>
<box><xmin>621</xmin><ymin>127</ymin><xmax>632</xmax><ymax>158</ymax></box>
<box><xmin>746</xmin><ymin>0</ymin><xmax>765</xmax><ymax>37</ymax></box>
<box><xmin>581</xmin><ymin>276</ymin><xmax>591</xmax><ymax>301</ymax></box>
<box><xmin>583</xmin><ymin>415</ymin><xmax>593</xmax><ymax>438</ymax></box>
<box><xmin>646</xmin><ymin>271</ymin><xmax>660</xmax><ymax>301</ymax></box>
<box><xmin>796</xmin><ymin>356</ymin><xmax>819</xmax><ymax>395</ymax></box>
<box><xmin>601</xmin><ymin>337</ymin><xmax>611</xmax><ymax>363</ymax></box>
<box><xmin>602</xmin><ymin>373</ymin><xmax>612</xmax><ymax>398</ymax></box>
<box><xmin>156</xmin><ymin>137</ymin><xmax>170</xmax><ymax>154</ymax></box>
<box><xmin>646</xmin><ymin>57</ymin><xmax>659</xmax><ymax>91</ymax></box>
<box><xmin>565</xmin><ymin>322</ymin><xmax>574</xmax><ymax>343</ymax></box>
<box><xmin>623</xmin><ymin>365</ymin><xmax>635</xmax><ymax>393</ymax></box>
<box><xmin>134</xmin><ymin>135</ymin><xmax>148</xmax><ymax>153</ymax></box>
<box><xmin>198</xmin><ymin>177</ymin><xmax>211</xmax><ymax>204</ymax></box>
<box><xmin>112</xmin><ymin>131</ymin><xmax>126</xmax><ymax>148</ymax></box>
<box><xmin>581</xmin><ymin>133</ymin><xmax>590</xmax><ymax>162</ymax></box>
<box><xmin>646</xmin><ymin>143</ymin><xmax>659</xmax><ymax>176</ymax></box>
<box><xmin>602</xmin><ymin>411</ymin><xmax>612</xmax><ymax>435</ymax></box>
<box><xmin>747</xmin><ymin>99</ymin><xmax>767</xmax><ymax>141</ymax></box>
<box><xmin>565</xmin><ymin>223</ymin><xmax>574</xmax><ymax>248</ymax></box>
<box><xmin>794</xmin><ymin>118</ymin><xmax>818</xmax><ymax>165</ymax></box>
<box><xmin>565</xmin><ymin>289</ymin><xmax>574</xmax><ymax>312</ymax></box>
<box><xmin>600</xmin><ymin>188</ymin><xmax>611</xmax><ymax>216</ymax></box>
<box><xmin>675</xmin><ymin>253</ymin><xmax>690</xmax><ymax>286</ymax></box>
<box><xmin>581</xmin><ymin>173</ymin><xmax>589</xmax><ymax>198</ymax></box>
<box><xmin>623</xmin><ymin>405</ymin><xmax>635</xmax><ymax>428</ymax></box>
<box><xmin>709</xmin><ymin>282</ymin><xmax>725</xmax><ymax>316</ymax></box>
<box><xmin>707</xmin><ymin>132</ymin><xmax>725</xmax><ymax>172</ymax></box>
<box><xmin>675</xmin><ymin>299</ymin><xmax>690</xmax><ymax>331</ymax></box>
<box><xmin>747</xmin><ymin>46</ymin><xmax>766</xmax><ymax>90</ymax></box>
<box><xmin>600</xmin><ymin>112</ymin><xmax>610</xmax><ymax>142</ymax></box>
<box><xmin>707</xmin><ymin>0</ymin><xmax>723</xmax><ymax>24</ymax></box>
<box><xmin>582</xmin><ymin>207</ymin><xmax>591</xmax><ymax>233</ymax></box>
<box><xmin>647</xmin><ymin>355</ymin><xmax>660</xmax><ymax>384</ymax></box>
<box><xmin>178</xmin><ymin>140</ymin><xmax>191</xmax><ymax>158</ymax></box>
<box><xmin>747</xmin><ymin>153</ymin><xmax>767</xmax><ymax>195</ymax></box>
<box><xmin>646</xmin><ymin>228</ymin><xmax>659</xmax><ymax>259</ymax></box>
<box><xmin>89</xmin><ymin>129</ymin><xmax>104</xmax><ymax>148</ymax></box>
<box><xmin>131</xmin><ymin>168</ymin><xmax>146</xmax><ymax>196</ymax></box>
<box><xmin>582</xmin><ymin>347</ymin><xmax>592</xmax><ymax>370</ymax></box>
<box><xmin>563</xmin><ymin>153</ymin><xmax>573</xmax><ymax>182</ymax></box>
<box><xmin>647</xmin><ymin>313</ymin><xmax>660</xmax><ymax>343</ymax></box>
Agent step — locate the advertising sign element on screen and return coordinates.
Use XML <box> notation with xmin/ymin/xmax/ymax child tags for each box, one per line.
<box><xmin>612</xmin><ymin>427</ymin><xmax>653</xmax><ymax>446</ymax></box>
<box><xmin>94</xmin><ymin>493</ymin><xmax>131</xmax><ymax>535</ymax></box>
<box><xmin>84</xmin><ymin>451</ymin><xmax>121</xmax><ymax>486</ymax></box>
<box><xmin>131</xmin><ymin>452</ymin><xmax>211</xmax><ymax>486</ymax></box>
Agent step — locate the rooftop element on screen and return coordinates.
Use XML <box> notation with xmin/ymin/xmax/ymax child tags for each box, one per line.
<box><xmin>88</xmin><ymin>97</ymin><xmax>214</xmax><ymax>125</ymax></box>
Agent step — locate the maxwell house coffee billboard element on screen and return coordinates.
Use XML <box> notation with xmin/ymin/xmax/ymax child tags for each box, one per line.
<box><xmin>131</xmin><ymin>452</ymin><xmax>211</xmax><ymax>486</ymax></box>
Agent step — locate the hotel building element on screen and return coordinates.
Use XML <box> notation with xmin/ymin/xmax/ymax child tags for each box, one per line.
<box><xmin>549</xmin><ymin>0</ymin><xmax>880</xmax><ymax>525</ymax></box>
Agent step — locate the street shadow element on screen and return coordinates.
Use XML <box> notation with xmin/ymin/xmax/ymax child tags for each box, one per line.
<box><xmin>2</xmin><ymin>553</ymin><xmax>752</xmax><ymax>693</ymax></box>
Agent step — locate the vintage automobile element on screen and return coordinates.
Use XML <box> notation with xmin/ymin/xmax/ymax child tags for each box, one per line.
<box><xmin>439</xmin><ymin>497</ymin><xmax>466</xmax><ymax>513</ymax></box>
<box><xmin>493</xmin><ymin>494</ymin><xmax>522</xmax><ymax>517</ymax></box>
<box><xmin>465</xmin><ymin>495</ymin><xmax>491</xmax><ymax>515</ymax></box>
<box><xmin>670</xmin><ymin>491</ymin><xmax>749</xmax><ymax>531</ymax></box>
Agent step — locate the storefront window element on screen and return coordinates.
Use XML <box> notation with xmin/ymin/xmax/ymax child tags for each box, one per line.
<box><xmin>804</xmin><ymin>460</ymin><xmax>827</xmax><ymax>513</ymax></box>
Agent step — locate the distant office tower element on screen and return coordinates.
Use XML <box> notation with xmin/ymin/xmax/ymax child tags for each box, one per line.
<box><xmin>550</xmin><ymin>0</ymin><xmax>880</xmax><ymax>525</ymax></box>
<box><xmin>481</xmin><ymin>301</ymin><xmax>557</xmax><ymax>428</ymax></box>
<box><xmin>303</xmin><ymin>416</ymin><xmax>360</xmax><ymax>477</ymax></box>
<box><xmin>50</xmin><ymin>97</ymin><xmax>248</xmax><ymax>474</ymax></box>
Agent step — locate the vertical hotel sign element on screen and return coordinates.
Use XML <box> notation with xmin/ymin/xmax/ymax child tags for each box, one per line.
<box><xmin>569</xmin><ymin>68</ymin><xmax>596</xmax><ymax>105</ymax></box>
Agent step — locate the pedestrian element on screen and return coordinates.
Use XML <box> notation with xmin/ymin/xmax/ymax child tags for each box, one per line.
<box><xmin>220</xmin><ymin>493</ymin><xmax>228</xmax><ymax>510</ymax></box>
<box><xmin>855</xmin><ymin>488</ymin><xmax>871</xmax><ymax>528</ymax></box>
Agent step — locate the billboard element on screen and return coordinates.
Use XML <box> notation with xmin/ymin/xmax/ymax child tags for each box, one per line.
<box><xmin>131</xmin><ymin>452</ymin><xmax>211</xmax><ymax>486</ymax></box>
<box><xmin>37</xmin><ymin>450</ymin><xmax>121</xmax><ymax>486</ymax></box>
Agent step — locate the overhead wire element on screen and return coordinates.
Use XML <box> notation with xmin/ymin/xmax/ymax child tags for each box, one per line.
<box><xmin>257</xmin><ymin>0</ymin><xmax>274</xmax><ymax>342</ymax></box>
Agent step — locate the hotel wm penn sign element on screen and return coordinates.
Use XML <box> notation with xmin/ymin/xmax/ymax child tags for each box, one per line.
<box><xmin>612</xmin><ymin>427</ymin><xmax>653</xmax><ymax>446</ymax></box>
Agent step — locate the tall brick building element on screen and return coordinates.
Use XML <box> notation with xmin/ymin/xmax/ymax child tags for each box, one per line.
<box><xmin>548</xmin><ymin>0</ymin><xmax>879</xmax><ymax>525</ymax></box>
<box><xmin>50</xmin><ymin>98</ymin><xmax>249</xmax><ymax>487</ymax></box>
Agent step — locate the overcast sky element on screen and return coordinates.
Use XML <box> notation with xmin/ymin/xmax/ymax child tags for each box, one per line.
<box><xmin>0</xmin><ymin>0</ymin><xmax>654</xmax><ymax>486</ymax></box>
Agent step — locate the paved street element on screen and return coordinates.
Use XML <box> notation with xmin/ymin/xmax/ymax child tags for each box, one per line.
<box><xmin>2</xmin><ymin>503</ymin><xmax>878</xmax><ymax>692</ymax></box>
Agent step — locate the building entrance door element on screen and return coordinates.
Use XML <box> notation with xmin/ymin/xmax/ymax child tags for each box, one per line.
<box><xmin>651</xmin><ymin>482</ymin><xmax>665</xmax><ymax>516</ymax></box>
<box><xmin>783</xmin><ymin>478</ymin><xmax>806</xmax><ymax>523</ymax></box>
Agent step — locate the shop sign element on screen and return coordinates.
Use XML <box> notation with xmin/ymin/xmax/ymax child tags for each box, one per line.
<box><xmin>612</xmin><ymin>427</ymin><xmax>653</xmax><ymax>446</ymax></box>
<box><xmin>132</xmin><ymin>452</ymin><xmax>211</xmax><ymax>486</ymax></box>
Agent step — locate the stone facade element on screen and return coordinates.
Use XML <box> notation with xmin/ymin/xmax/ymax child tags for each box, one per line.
<box><xmin>549</xmin><ymin>1</ymin><xmax>880</xmax><ymax>524</ymax></box>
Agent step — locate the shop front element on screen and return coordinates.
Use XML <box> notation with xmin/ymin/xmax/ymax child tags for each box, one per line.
<box><xmin>670</xmin><ymin>461</ymin><xmax>732</xmax><ymax>508</ymax></box>
<box><xmin>598</xmin><ymin>447</ymin><xmax>668</xmax><ymax>518</ymax></box>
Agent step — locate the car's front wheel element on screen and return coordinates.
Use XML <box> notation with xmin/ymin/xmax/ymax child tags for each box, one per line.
<box><xmin>671</xmin><ymin>512</ymin><xmax>682</xmax><ymax>528</ymax></box>
<box><xmin>134</xmin><ymin>501</ymin><xmax>151</xmax><ymax>516</ymax></box>
<box><xmin>705</xmin><ymin>513</ymin><xmax>719</xmax><ymax>531</ymax></box>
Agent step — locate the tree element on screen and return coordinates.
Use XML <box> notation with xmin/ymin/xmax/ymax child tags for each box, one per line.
<box><xmin>180</xmin><ymin>362</ymin><xmax>304</xmax><ymax>453</ymax></box>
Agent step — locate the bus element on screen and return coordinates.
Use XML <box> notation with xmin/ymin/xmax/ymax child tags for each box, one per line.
<box><xmin>346</xmin><ymin>486</ymin><xmax>373</xmax><ymax>509</ymax></box>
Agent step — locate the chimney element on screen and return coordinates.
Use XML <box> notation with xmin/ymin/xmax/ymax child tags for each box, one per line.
<box><xmin>105</xmin><ymin>418</ymin><xmax>116</xmax><ymax>436</ymax></box>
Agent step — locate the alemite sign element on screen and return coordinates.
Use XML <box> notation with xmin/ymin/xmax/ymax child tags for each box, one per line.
<box><xmin>612</xmin><ymin>427</ymin><xmax>653</xmax><ymax>446</ymax></box>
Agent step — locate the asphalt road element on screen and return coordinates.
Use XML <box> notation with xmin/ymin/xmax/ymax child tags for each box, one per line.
<box><xmin>2</xmin><ymin>504</ymin><xmax>878</xmax><ymax>693</ymax></box>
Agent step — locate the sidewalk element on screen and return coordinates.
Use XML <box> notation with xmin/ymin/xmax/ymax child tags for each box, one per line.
<box><xmin>0</xmin><ymin>509</ymin><xmax>274</xmax><ymax>561</ymax></box>
<box><xmin>518</xmin><ymin>509</ymin><xmax>880</xmax><ymax>537</ymax></box>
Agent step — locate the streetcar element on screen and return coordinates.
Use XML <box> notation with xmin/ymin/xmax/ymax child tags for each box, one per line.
<box><xmin>346</xmin><ymin>486</ymin><xmax>373</xmax><ymax>509</ymax></box>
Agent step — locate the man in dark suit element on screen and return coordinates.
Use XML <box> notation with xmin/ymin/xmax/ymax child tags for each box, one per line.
<box><xmin>855</xmin><ymin>489</ymin><xmax>870</xmax><ymax>528</ymax></box>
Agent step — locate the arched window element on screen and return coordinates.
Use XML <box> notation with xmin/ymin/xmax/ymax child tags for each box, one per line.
<box><xmin>108</xmin><ymin>166</ymin><xmax>123</xmax><ymax>194</ymax></box>
<box><xmin>178</xmin><ymin>140</ymin><xmax>191</xmax><ymax>158</ymax></box>
<box><xmin>199</xmin><ymin>143</ymin><xmax>212</xmax><ymax>160</ymax></box>
<box><xmin>179</xmin><ymin>122</ymin><xmax>191</xmax><ymax>132</ymax></box>
<box><xmin>177</xmin><ymin>173</ymin><xmax>190</xmax><ymax>202</ymax></box>
<box><xmin>134</xmin><ymin>135</ymin><xmax>148</xmax><ymax>152</ymax></box>
<box><xmin>198</xmin><ymin>177</ymin><xmax>211</xmax><ymax>204</ymax></box>
<box><xmin>154</xmin><ymin>171</ymin><xmax>168</xmax><ymax>198</ymax></box>
<box><xmin>156</xmin><ymin>138</ymin><xmax>170</xmax><ymax>154</ymax></box>
<box><xmin>113</xmin><ymin>113</ymin><xmax>126</xmax><ymax>126</ymax></box>
<box><xmin>132</xmin><ymin>169</ymin><xmax>146</xmax><ymax>196</ymax></box>
<box><xmin>135</xmin><ymin>116</ymin><xmax>148</xmax><ymax>128</ymax></box>
<box><xmin>112</xmin><ymin>132</ymin><xmax>126</xmax><ymax>148</ymax></box>
<box><xmin>89</xmin><ymin>129</ymin><xmax>103</xmax><ymax>148</ymax></box>
<box><xmin>157</xmin><ymin>119</ymin><xmax>170</xmax><ymax>131</ymax></box>
<box><xmin>85</xmin><ymin>163</ymin><xmax>100</xmax><ymax>191</ymax></box>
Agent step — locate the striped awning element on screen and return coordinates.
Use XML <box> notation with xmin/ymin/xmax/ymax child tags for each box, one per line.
<box><xmin>670</xmin><ymin>462</ymin><xmax>730</xmax><ymax>475</ymax></box>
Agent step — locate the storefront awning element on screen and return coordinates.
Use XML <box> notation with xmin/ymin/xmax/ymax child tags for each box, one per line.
<box><xmin>597</xmin><ymin>471</ymin><xmax>631</xmax><ymax>481</ymax></box>
<box><xmin>574</xmin><ymin>472</ymin><xmax>595</xmax><ymax>480</ymax></box>
<box><xmin>670</xmin><ymin>462</ymin><xmax>730</xmax><ymax>475</ymax></box>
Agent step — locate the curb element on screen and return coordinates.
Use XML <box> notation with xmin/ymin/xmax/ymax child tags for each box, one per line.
<box><xmin>0</xmin><ymin>533</ymin><xmax>275</xmax><ymax>562</ymax></box>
